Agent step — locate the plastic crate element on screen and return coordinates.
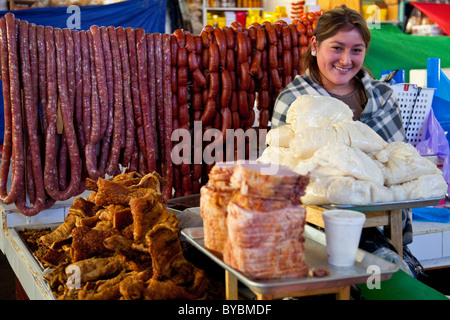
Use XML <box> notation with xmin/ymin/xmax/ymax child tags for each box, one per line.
<box><xmin>392</xmin><ymin>84</ymin><xmax>435</xmax><ymax>146</ymax></box>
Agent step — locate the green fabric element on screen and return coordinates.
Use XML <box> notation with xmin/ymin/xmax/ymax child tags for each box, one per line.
<box><xmin>358</xmin><ymin>269</ymin><xmax>449</xmax><ymax>300</ymax></box>
<box><xmin>364</xmin><ymin>24</ymin><xmax>450</xmax><ymax>82</ymax></box>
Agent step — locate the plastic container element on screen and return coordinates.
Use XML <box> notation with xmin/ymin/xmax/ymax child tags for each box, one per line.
<box><xmin>391</xmin><ymin>83</ymin><xmax>435</xmax><ymax>146</ymax></box>
<box><xmin>322</xmin><ymin>210</ymin><xmax>366</xmax><ymax>267</ymax></box>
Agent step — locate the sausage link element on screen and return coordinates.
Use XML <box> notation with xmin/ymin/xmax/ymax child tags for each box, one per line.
<box><xmin>192</xmin><ymin>68</ymin><xmax>207</xmax><ymax>88</ymax></box>
<box><xmin>170</xmin><ymin>34</ymin><xmax>178</xmax><ymax>66</ymax></box>
<box><xmin>47</xmin><ymin>28</ymin><xmax>81</xmax><ymax>200</ymax></box>
<box><xmin>0</xmin><ymin>14</ymin><xmax>25</xmax><ymax>204</ymax></box>
<box><xmin>126</xmin><ymin>27</ymin><xmax>143</xmax><ymax>128</ymax></box>
<box><xmin>268</xmin><ymin>44</ymin><xmax>278</xmax><ymax>69</ymax></box>
<box><xmin>250</xmin><ymin>50</ymin><xmax>262</xmax><ymax>75</ymax></box>
<box><xmin>192</xmin><ymin>92</ymin><xmax>203</xmax><ymax>111</ymax></box>
<box><xmin>236</xmin><ymin>32</ymin><xmax>248</xmax><ymax>64</ymax></box>
<box><xmin>239</xmin><ymin>61</ymin><xmax>250</xmax><ymax>91</ymax></box>
<box><xmin>185</xmin><ymin>31</ymin><xmax>195</xmax><ymax>52</ymax></box>
<box><xmin>208</xmin><ymin>42</ymin><xmax>219</xmax><ymax>72</ymax></box>
<box><xmin>270</xmin><ymin>67</ymin><xmax>282</xmax><ymax>89</ymax></box>
<box><xmin>289</xmin><ymin>24</ymin><xmax>299</xmax><ymax>47</ymax></box>
<box><xmin>71</xmin><ymin>29</ymin><xmax>84</xmax><ymax>147</ymax></box>
<box><xmin>154</xmin><ymin>33</ymin><xmax>165</xmax><ymax>169</ymax></box>
<box><xmin>201</xmin><ymin>99</ymin><xmax>216</xmax><ymax>125</ymax></box>
<box><xmin>255</xmin><ymin>28</ymin><xmax>266</xmax><ymax>51</ymax></box>
<box><xmin>264</xmin><ymin>23</ymin><xmax>277</xmax><ymax>45</ymax></box>
<box><xmin>90</xmin><ymin>25</ymin><xmax>109</xmax><ymax>138</ymax></box>
<box><xmin>87</xmin><ymin>30</ymin><xmax>101</xmax><ymax>144</ymax></box>
<box><xmin>36</xmin><ymin>25</ymin><xmax>48</xmax><ymax>134</ymax></box>
<box><xmin>162</xmin><ymin>33</ymin><xmax>173</xmax><ymax>200</ymax></box>
<box><xmin>188</xmin><ymin>51</ymin><xmax>199</xmax><ymax>71</ymax></box>
<box><xmin>200</xmin><ymin>28</ymin><xmax>212</xmax><ymax>48</ymax></box>
<box><xmin>117</xmin><ymin>26</ymin><xmax>135</xmax><ymax>167</ymax></box>
<box><xmin>213</xmin><ymin>27</ymin><xmax>226</xmax><ymax>68</ymax></box>
<box><xmin>226</xmin><ymin>48</ymin><xmax>235</xmax><ymax>71</ymax></box>
<box><xmin>177</xmin><ymin>66</ymin><xmax>188</xmax><ymax>85</ymax></box>
<box><xmin>173</xmin><ymin>29</ymin><xmax>185</xmax><ymax>47</ymax></box>
<box><xmin>281</xmin><ymin>26</ymin><xmax>292</xmax><ymax>50</ymax></box>
<box><xmin>138</xmin><ymin>29</ymin><xmax>158</xmax><ymax>172</ymax></box>
<box><xmin>259</xmin><ymin>109</ymin><xmax>270</xmax><ymax>128</ymax></box>
<box><xmin>15</xmin><ymin>20</ymin><xmax>46</xmax><ymax>215</ymax></box>
<box><xmin>238</xmin><ymin>90</ymin><xmax>249</xmax><ymax>120</ymax></box>
<box><xmin>229</xmin><ymin>91</ymin><xmax>238</xmax><ymax>112</ymax></box>
<box><xmin>231</xmin><ymin>111</ymin><xmax>240</xmax><ymax>129</ymax></box>
<box><xmin>283</xmin><ymin>50</ymin><xmax>292</xmax><ymax>76</ymax></box>
<box><xmin>221</xmin><ymin>69</ymin><xmax>232</xmax><ymax>108</ymax></box>
<box><xmin>208</xmin><ymin>71</ymin><xmax>220</xmax><ymax>100</ymax></box>
<box><xmin>223</xmin><ymin>26</ymin><xmax>234</xmax><ymax>49</ymax></box>
<box><xmin>105</xmin><ymin>26</ymin><xmax>124</xmax><ymax>176</ymax></box>
<box><xmin>80</xmin><ymin>31</ymin><xmax>92</xmax><ymax>143</ymax></box>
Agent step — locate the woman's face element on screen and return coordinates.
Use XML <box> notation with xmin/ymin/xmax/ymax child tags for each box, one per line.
<box><xmin>312</xmin><ymin>28</ymin><xmax>366</xmax><ymax>94</ymax></box>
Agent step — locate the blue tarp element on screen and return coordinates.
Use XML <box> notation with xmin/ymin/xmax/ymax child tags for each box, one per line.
<box><xmin>0</xmin><ymin>0</ymin><xmax>167</xmax><ymax>145</ymax></box>
<box><xmin>0</xmin><ymin>0</ymin><xmax>167</xmax><ymax>33</ymax></box>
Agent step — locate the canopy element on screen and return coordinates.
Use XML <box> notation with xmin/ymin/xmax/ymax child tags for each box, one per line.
<box><xmin>411</xmin><ymin>2</ymin><xmax>450</xmax><ymax>36</ymax></box>
<box><xmin>0</xmin><ymin>0</ymin><xmax>167</xmax><ymax>33</ymax></box>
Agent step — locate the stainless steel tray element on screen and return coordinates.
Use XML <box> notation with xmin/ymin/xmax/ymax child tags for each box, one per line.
<box><xmin>10</xmin><ymin>223</ymin><xmax>61</xmax><ymax>273</ymax></box>
<box><xmin>168</xmin><ymin>194</ymin><xmax>444</xmax><ymax>213</ymax></box>
<box><xmin>322</xmin><ymin>196</ymin><xmax>444</xmax><ymax>212</ymax></box>
<box><xmin>181</xmin><ymin>225</ymin><xmax>399</xmax><ymax>296</ymax></box>
<box><xmin>167</xmin><ymin>194</ymin><xmax>200</xmax><ymax>209</ymax></box>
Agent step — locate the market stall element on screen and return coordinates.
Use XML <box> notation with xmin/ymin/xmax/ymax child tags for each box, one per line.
<box><xmin>0</xmin><ymin>3</ymin><xmax>448</xmax><ymax>301</ymax></box>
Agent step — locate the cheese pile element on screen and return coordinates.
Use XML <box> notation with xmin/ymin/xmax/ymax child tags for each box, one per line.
<box><xmin>258</xmin><ymin>95</ymin><xmax>448</xmax><ymax>205</ymax></box>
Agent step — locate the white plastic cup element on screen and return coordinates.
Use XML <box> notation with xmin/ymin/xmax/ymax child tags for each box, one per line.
<box><xmin>322</xmin><ymin>210</ymin><xmax>366</xmax><ymax>267</ymax></box>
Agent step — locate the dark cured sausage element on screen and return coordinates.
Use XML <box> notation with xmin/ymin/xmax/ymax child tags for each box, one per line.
<box><xmin>136</xmin><ymin>28</ymin><xmax>157</xmax><ymax>172</ymax></box>
<box><xmin>162</xmin><ymin>33</ymin><xmax>173</xmax><ymax>201</ymax></box>
<box><xmin>117</xmin><ymin>26</ymin><xmax>135</xmax><ymax>167</ymax></box>
<box><xmin>71</xmin><ymin>29</ymin><xmax>84</xmax><ymax>148</ymax></box>
<box><xmin>208</xmin><ymin>43</ymin><xmax>219</xmax><ymax>72</ymax></box>
<box><xmin>154</xmin><ymin>32</ymin><xmax>165</xmax><ymax>168</ymax></box>
<box><xmin>201</xmin><ymin>99</ymin><xmax>216</xmax><ymax>125</ymax></box>
<box><xmin>14</xmin><ymin>20</ymin><xmax>46</xmax><ymax>215</ymax></box>
<box><xmin>89</xmin><ymin>25</ymin><xmax>109</xmax><ymax>139</ymax></box>
<box><xmin>45</xmin><ymin>28</ymin><xmax>81</xmax><ymax>200</ymax></box>
<box><xmin>236</xmin><ymin>32</ymin><xmax>248</xmax><ymax>64</ymax></box>
<box><xmin>87</xmin><ymin>30</ymin><xmax>101</xmax><ymax>145</ymax></box>
<box><xmin>0</xmin><ymin>14</ymin><xmax>25</xmax><ymax>205</ymax></box>
<box><xmin>145</xmin><ymin>32</ymin><xmax>157</xmax><ymax>171</ymax></box>
<box><xmin>80</xmin><ymin>31</ymin><xmax>92</xmax><ymax>143</ymax></box>
<box><xmin>221</xmin><ymin>69</ymin><xmax>232</xmax><ymax>108</ymax></box>
<box><xmin>105</xmin><ymin>26</ymin><xmax>124</xmax><ymax>176</ymax></box>
<box><xmin>36</xmin><ymin>25</ymin><xmax>48</xmax><ymax>134</ymax></box>
<box><xmin>100</xmin><ymin>27</ymin><xmax>114</xmax><ymax>144</ymax></box>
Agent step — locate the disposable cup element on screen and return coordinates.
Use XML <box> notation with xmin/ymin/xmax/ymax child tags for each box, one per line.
<box><xmin>322</xmin><ymin>210</ymin><xmax>366</xmax><ymax>267</ymax></box>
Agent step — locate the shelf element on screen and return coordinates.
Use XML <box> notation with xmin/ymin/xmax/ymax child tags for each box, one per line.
<box><xmin>205</xmin><ymin>7</ymin><xmax>264</xmax><ymax>11</ymax></box>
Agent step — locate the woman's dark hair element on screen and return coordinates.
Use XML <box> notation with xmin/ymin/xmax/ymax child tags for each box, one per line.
<box><xmin>301</xmin><ymin>5</ymin><xmax>372</xmax><ymax>83</ymax></box>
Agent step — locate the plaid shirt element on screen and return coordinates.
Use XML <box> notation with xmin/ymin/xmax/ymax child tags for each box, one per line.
<box><xmin>271</xmin><ymin>70</ymin><xmax>407</xmax><ymax>143</ymax></box>
<box><xmin>271</xmin><ymin>70</ymin><xmax>413</xmax><ymax>246</ymax></box>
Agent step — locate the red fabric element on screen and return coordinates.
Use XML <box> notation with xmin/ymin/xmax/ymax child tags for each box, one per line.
<box><xmin>411</xmin><ymin>2</ymin><xmax>450</xmax><ymax>36</ymax></box>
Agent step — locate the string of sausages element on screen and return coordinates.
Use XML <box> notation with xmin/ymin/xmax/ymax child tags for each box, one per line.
<box><xmin>0</xmin><ymin>12</ymin><xmax>318</xmax><ymax>216</ymax></box>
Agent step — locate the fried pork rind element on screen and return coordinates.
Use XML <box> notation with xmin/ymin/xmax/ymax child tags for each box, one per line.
<box><xmin>39</xmin><ymin>172</ymin><xmax>208</xmax><ymax>300</ymax></box>
<box><xmin>40</xmin><ymin>213</ymin><xmax>78</xmax><ymax>248</ymax></box>
<box><xmin>78</xmin><ymin>271</ymin><xmax>130</xmax><ymax>300</ymax></box>
<box><xmin>129</xmin><ymin>191</ymin><xmax>178</xmax><ymax>244</ymax></box>
<box><xmin>70</xmin><ymin>226</ymin><xmax>118</xmax><ymax>262</ymax></box>
<box><xmin>66</xmin><ymin>256</ymin><xmax>127</xmax><ymax>283</ymax></box>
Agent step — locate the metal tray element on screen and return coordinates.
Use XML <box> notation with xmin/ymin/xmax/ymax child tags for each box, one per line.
<box><xmin>10</xmin><ymin>223</ymin><xmax>61</xmax><ymax>274</ymax></box>
<box><xmin>181</xmin><ymin>225</ymin><xmax>399</xmax><ymax>296</ymax></box>
<box><xmin>168</xmin><ymin>194</ymin><xmax>444</xmax><ymax>213</ymax></box>
<box><xmin>167</xmin><ymin>194</ymin><xmax>200</xmax><ymax>209</ymax></box>
<box><xmin>322</xmin><ymin>196</ymin><xmax>444</xmax><ymax>212</ymax></box>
